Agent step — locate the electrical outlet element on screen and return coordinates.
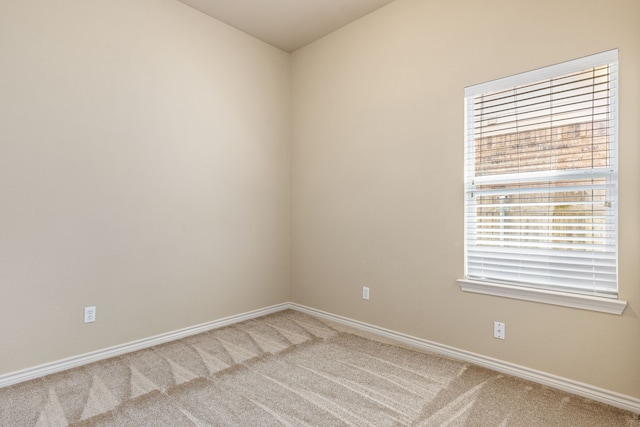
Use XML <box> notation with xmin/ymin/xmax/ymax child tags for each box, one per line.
<box><xmin>494</xmin><ymin>321</ymin><xmax>505</xmax><ymax>339</ymax></box>
<box><xmin>362</xmin><ymin>286</ymin><xmax>370</xmax><ymax>300</ymax></box>
<box><xmin>84</xmin><ymin>306</ymin><xmax>96</xmax><ymax>323</ymax></box>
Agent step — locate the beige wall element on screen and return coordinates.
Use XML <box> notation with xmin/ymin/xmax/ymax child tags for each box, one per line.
<box><xmin>291</xmin><ymin>0</ymin><xmax>640</xmax><ymax>398</ymax></box>
<box><xmin>0</xmin><ymin>0</ymin><xmax>290</xmax><ymax>374</ymax></box>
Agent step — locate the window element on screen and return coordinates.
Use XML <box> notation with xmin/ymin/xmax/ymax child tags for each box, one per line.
<box><xmin>460</xmin><ymin>50</ymin><xmax>625</xmax><ymax>314</ymax></box>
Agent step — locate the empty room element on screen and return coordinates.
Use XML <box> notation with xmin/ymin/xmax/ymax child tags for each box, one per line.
<box><xmin>1</xmin><ymin>0</ymin><xmax>639</xmax><ymax>425</ymax></box>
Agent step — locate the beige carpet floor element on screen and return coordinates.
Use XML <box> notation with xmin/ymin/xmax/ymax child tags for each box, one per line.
<box><xmin>0</xmin><ymin>309</ymin><xmax>638</xmax><ymax>426</ymax></box>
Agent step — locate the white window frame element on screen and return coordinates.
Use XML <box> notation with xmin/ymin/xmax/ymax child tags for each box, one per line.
<box><xmin>458</xmin><ymin>50</ymin><xmax>626</xmax><ymax>315</ymax></box>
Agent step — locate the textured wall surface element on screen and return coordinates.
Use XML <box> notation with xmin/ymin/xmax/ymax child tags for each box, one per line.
<box><xmin>291</xmin><ymin>0</ymin><xmax>640</xmax><ymax>398</ymax></box>
<box><xmin>0</xmin><ymin>0</ymin><xmax>291</xmax><ymax>375</ymax></box>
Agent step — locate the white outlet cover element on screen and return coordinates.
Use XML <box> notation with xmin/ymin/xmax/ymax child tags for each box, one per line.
<box><xmin>362</xmin><ymin>287</ymin><xmax>370</xmax><ymax>300</ymax></box>
<box><xmin>494</xmin><ymin>321</ymin><xmax>505</xmax><ymax>339</ymax></box>
<box><xmin>84</xmin><ymin>306</ymin><xmax>96</xmax><ymax>323</ymax></box>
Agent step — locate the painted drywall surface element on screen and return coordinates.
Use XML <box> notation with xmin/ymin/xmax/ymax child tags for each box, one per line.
<box><xmin>291</xmin><ymin>0</ymin><xmax>640</xmax><ymax>398</ymax></box>
<box><xmin>0</xmin><ymin>0</ymin><xmax>290</xmax><ymax>375</ymax></box>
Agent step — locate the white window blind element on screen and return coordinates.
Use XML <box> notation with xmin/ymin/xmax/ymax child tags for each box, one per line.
<box><xmin>464</xmin><ymin>50</ymin><xmax>618</xmax><ymax>298</ymax></box>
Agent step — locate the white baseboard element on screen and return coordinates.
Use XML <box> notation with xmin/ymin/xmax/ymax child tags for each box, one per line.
<box><xmin>2</xmin><ymin>301</ymin><xmax>638</xmax><ymax>415</ymax></box>
<box><xmin>0</xmin><ymin>303</ymin><xmax>289</xmax><ymax>389</ymax></box>
<box><xmin>289</xmin><ymin>303</ymin><xmax>640</xmax><ymax>415</ymax></box>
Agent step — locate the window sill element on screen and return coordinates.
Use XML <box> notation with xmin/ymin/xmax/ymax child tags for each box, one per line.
<box><xmin>457</xmin><ymin>279</ymin><xmax>627</xmax><ymax>315</ymax></box>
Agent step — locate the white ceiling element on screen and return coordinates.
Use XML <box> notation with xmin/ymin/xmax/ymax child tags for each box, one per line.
<box><xmin>176</xmin><ymin>0</ymin><xmax>396</xmax><ymax>52</ymax></box>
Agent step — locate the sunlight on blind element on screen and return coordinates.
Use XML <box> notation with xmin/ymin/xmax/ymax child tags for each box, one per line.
<box><xmin>464</xmin><ymin>50</ymin><xmax>618</xmax><ymax>297</ymax></box>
